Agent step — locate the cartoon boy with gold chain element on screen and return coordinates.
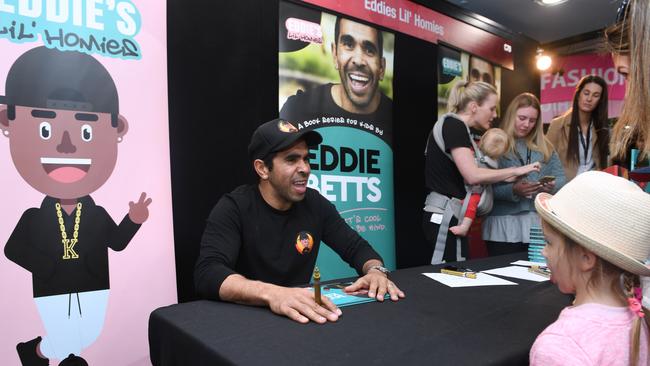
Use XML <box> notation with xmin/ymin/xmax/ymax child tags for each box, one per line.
<box><xmin>0</xmin><ymin>47</ymin><xmax>151</xmax><ymax>366</ymax></box>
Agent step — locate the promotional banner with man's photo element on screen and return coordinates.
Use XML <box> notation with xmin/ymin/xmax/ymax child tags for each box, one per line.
<box><xmin>278</xmin><ymin>1</ymin><xmax>396</xmax><ymax>279</ymax></box>
<box><xmin>437</xmin><ymin>44</ymin><xmax>501</xmax><ymax>120</ymax></box>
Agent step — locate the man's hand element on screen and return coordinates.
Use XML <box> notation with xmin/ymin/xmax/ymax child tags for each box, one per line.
<box><xmin>512</xmin><ymin>180</ymin><xmax>541</xmax><ymax>199</ymax></box>
<box><xmin>128</xmin><ymin>192</ymin><xmax>152</xmax><ymax>224</ymax></box>
<box><xmin>266</xmin><ymin>286</ymin><xmax>342</xmax><ymax>324</ymax></box>
<box><xmin>344</xmin><ymin>272</ymin><xmax>405</xmax><ymax>302</ymax></box>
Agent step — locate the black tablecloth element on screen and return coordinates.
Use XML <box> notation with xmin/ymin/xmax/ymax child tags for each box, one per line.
<box><xmin>149</xmin><ymin>254</ymin><xmax>571</xmax><ymax>366</ymax></box>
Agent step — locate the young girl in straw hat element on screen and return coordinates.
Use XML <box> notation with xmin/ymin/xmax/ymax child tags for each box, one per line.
<box><xmin>530</xmin><ymin>171</ymin><xmax>650</xmax><ymax>365</ymax></box>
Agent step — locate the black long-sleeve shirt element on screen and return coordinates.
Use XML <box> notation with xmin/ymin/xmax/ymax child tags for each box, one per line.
<box><xmin>194</xmin><ymin>185</ymin><xmax>382</xmax><ymax>300</ymax></box>
<box><xmin>4</xmin><ymin>196</ymin><xmax>140</xmax><ymax>297</ymax></box>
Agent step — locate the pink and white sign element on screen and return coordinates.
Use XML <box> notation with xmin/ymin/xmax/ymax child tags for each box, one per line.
<box><xmin>540</xmin><ymin>53</ymin><xmax>626</xmax><ymax>123</ymax></box>
<box><xmin>0</xmin><ymin>1</ymin><xmax>176</xmax><ymax>365</ymax></box>
<box><xmin>300</xmin><ymin>0</ymin><xmax>514</xmax><ymax>69</ymax></box>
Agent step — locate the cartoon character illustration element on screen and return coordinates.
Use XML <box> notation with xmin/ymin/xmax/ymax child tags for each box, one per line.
<box><xmin>0</xmin><ymin>46</ymin><xmax>151</xmax><ymax>366</ymax></box>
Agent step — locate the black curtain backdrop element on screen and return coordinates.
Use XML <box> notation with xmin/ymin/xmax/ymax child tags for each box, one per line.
<box><xmin>167</xmin><ymin>0</ymin><xmax>540</xmax><ymax>302</ymax></box>
<box><xmin>391</xmin><ymin>33</ymin><xmax>438</xmax><ymax>269</ymax></box>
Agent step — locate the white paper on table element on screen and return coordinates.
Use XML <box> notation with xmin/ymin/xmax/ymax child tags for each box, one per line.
<box><xmin>422</xmin><ymin>272</ymin><xmax>517</xmax><ymax>287</ymax></box>
<box><xmin>482</xmin><ymin>266</ymin><xmax>549</xmax><ymax>282</ymax></box>
<box><xmin>510</xmin><ymin>260</ymin><xmax>547</xmax><ymax>267</ymax></box>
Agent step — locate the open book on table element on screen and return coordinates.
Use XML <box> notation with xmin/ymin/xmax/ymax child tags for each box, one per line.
<box><xmin>307</xmin><ymin>281</ymin><xmax>388</xmax><ymax>307</ymax></box>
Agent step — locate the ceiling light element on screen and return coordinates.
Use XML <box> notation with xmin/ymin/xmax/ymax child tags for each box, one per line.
<box><xmin>534</xmin><ymin>0</ymin><xmax>570</xmax><ymax>6</ymax></box>
<box><xmin>536</xmin><ymin>48</ymin><xmax>552</xmax><ymax>71</ymax></box>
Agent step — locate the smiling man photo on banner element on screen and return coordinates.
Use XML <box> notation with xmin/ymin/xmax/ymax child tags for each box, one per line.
<box><xmin>280</xmin><ymin>15</ymin><xmax>392</xmax><ymax>137</ymax></box>
<box><xmin>0</xmin><ymin>47</ymin><xmax>151</xmax><ymax>366</ymax></box>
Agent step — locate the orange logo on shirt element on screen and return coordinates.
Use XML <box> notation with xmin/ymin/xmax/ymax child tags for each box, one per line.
<box><xmin>295</xmin><ymin>231</ymin><xmax>313</xmax><ymax>254</ymax></box>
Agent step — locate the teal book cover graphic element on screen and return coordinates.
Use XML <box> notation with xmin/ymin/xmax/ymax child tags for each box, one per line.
<box><xmin>308</xmin><ymin>282</ymin><xmax>387</xmax><ymax>307</ymax></box>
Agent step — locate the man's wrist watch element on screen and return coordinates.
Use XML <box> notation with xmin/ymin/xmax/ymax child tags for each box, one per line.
<box><xmin>368</xmin><ymin>265</ymin><xmax>389</xmax><ymax>275</ymax></box>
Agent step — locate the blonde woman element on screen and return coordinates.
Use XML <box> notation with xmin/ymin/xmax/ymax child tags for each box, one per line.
<box><xmin>422</xmin><ymin>82</ymin><xmax>539</xmax><ymax>264</ymax></box>
<box><xmin>605</xmin><ymin>0</ymin><xmax>650</xmax><ymax>167</ymax></box>
<box><xmin>482</xmin><ymin>93</ymin><xmax>566</xmax><ymax>256</ymax></box>
<box><xmin>604</xmin><ymin>0</ymin><xmax>650</xmax><ymax>309</ymax></box>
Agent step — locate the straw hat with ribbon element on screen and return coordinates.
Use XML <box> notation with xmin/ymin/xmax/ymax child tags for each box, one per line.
<box><xmin>535</xmin><ymin>171</ymin><xmax>650</xmax><ymax>276</ymax></box>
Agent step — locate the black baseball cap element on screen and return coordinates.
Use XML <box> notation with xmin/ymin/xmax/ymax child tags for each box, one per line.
<box><xmin>0</xmin><ymin>46</ymin><xmax>118</xmax><ymax>115</ymax></box>
<box><xmin>248</xmin><ymin>118</ymin><xmax>322</xmax><ymax>160</ymax></box>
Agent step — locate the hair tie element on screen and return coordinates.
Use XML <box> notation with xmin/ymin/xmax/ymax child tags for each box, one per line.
<box><xmin>628</xmin><ymin>286</ymin><xmax>645</xmax><ymax>318</ymax></box>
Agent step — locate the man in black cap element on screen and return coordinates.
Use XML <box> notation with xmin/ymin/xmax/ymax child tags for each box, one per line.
<box><xmin>0</xmin><ymin>46</ymin><xmax>151</xmax><ymax>365</ymax></box>
<box><xmin>194</xmin><ymin>118</ymin><xmax>404</xmax><ymax>323</ymax></box>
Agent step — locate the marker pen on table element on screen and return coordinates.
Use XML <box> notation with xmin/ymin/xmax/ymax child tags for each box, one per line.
<box><xmin>440</xmin><ymin>268</ymin><xmax>477</xmax><ymax>279</ymax></box>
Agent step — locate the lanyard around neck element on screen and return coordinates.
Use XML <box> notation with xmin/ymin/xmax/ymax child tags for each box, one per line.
<box><xmin>577</xmin><ymin>121</ymin><xmax>592</xmax><ymax>165</ymax></box>
<box><xmin>515</xmin><ymin>147</ymin><xmax>531</xmax><ymax>166</ymax></box>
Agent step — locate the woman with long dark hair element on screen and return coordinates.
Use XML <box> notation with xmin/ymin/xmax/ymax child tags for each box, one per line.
<box><xmin>546</xmin><ymin>75</ymin><xmax>609</xmax><ymax>181</ymax></box>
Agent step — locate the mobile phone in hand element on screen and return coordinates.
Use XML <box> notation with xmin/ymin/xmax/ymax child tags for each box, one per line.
<box><xmin>538</xmin><ymin>175</ymin><xmax>556</xmax><ymax>184</ymax></box>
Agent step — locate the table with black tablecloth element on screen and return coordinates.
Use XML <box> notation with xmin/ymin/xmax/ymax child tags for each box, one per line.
<box><xmin>149</xmin><ymin>253</ymin><xmax>571</xmax><ymax>365</ymax></box>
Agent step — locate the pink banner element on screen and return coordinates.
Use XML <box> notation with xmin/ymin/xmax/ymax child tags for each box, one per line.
<box><xmin>540</xmin><ymin>53</ymin><xmax>626</xmax><ymax>122</ymax></box>
<box><xmin>0</xmin><ymin>1</ymin><xmax>176</xmax><ymax>365</ymax></box>
<box><xmin>300</xmin><ymin>0</ymin><xmax>514</xmax><ymax>69</ymax></box>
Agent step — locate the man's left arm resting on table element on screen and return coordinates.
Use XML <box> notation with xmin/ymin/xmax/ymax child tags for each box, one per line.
<box><xmin>343</xmin><ymin>258</ymin><xmax>404</xmax><ymax>301</ymax></box>
<box><xmin>319</xmin><ymin>197</ymin><xmax>405</xmax><ymax>301</ymax></box>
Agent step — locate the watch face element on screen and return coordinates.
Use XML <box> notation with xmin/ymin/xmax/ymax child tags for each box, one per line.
<box><xmin>372</xmin><ymin>266</ymin><xmax>388</xmax><ymax>274</ymax></box>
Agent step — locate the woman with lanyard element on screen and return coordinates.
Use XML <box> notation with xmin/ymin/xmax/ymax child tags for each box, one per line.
<box><xmin>482</xmin><ymin>93</ymin><xmax>566</xmax><ymax>256</ymax></box>
<box><xmin>546</xmin><ymin>75</ymin><xmax>609</xmax><ymax>181</ymax></box>
<box><xmin>422</xmin><ymin>82</ymin><xmax>540</xmax><ymax>265</ymax></box>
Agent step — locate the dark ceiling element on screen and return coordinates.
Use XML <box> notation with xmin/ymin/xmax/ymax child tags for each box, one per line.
<box><xmin>445</xmin><ymin>0</ymin><xmax>622</xmax><ymax>44</ymax></box>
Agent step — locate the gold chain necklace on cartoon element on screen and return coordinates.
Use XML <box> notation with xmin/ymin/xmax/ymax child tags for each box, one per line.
<box><xmin>55</xmin><ymin>202</ymin><xmax>82</xmax><ymax>260</ymax></box>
